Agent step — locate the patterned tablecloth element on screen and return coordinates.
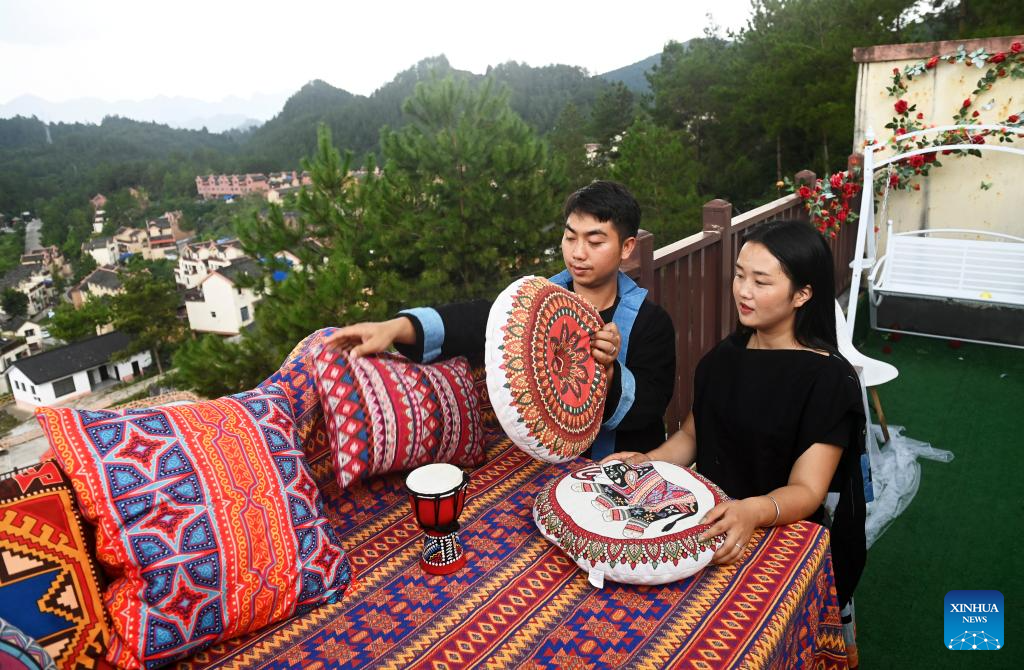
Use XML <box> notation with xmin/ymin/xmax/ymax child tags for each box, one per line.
<box><xmin>181</xmin><ymin>431</ymin><xmax>847</xmax><ymax>669</ymax></box>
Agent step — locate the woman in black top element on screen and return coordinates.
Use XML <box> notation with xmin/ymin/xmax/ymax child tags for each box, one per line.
<box><xmin>607</xmin><ymin>219</ymin><xmax>866</xmax><ymax>608</ymax></box>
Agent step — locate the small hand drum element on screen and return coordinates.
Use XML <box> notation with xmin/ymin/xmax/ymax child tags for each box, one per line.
<box><xmin>405</xmin><ymin>463</ymin><xmax>470</xmax><ymax>575</ymax></box>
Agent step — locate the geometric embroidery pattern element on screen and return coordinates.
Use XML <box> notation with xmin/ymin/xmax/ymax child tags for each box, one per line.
<box><xmin>262</xmin><ymin>327</ymin><xmax>336</xmax><ymax>457</ymax></box>
<box><xmin>173</xmin><ymin>437</ymin><xmax>846</xmax><ymax>669</ymax></box>
<box><xmin>0</xmin><ymin>461</ymin><xmax>109</xmax><ymax>669</ymax></box>
<box><xmin>36</xmin><ymin>385</ymin><xmax>350</xmax><ymax>670</ymax></box>
<box><xmin>313</xmin><ymin>348</ymin><xmax>484</xmax><ymax>490</ymax></box>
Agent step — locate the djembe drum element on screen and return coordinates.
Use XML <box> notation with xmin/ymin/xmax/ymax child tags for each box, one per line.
<box><xmin>405</xmin><ymin>463</ymin><xmax>470</xmax><ymax>575</ymax></box>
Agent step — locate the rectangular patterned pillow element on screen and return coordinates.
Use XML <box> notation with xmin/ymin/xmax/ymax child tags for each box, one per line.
<box><xmin>0</xmin><ymin>461</ymin><xmax>109</xmax><ymax>669</ymax></box>
<box><xmin>36</xmin><ymin>385</ymin><xmax>350</xmax><ymax>670</ymax></box>
<box><xmin>262</xmin><ymin>328</ymin><xmax>335</xmax><ymax>486</ymax></box>
<box><xmin>313</xmin><ymin>348</ymin><xmax>485</xmax><ymax>489</ymax></box>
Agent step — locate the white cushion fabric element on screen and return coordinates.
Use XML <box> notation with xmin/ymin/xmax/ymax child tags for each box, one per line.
<box><xmin>485</xmin><ymin>276</ymin><xmax>607</xmax><ymax>463</ymax></box>
<box><xmin>534</xmin><ymin>460</ymin><xmax>728</xmax><ymax>585</ymax></box>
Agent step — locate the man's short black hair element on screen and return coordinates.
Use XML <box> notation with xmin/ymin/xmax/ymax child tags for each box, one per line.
<box><xmin>563</xmin><ymin>180</ymin><xmax>641</xmax><ymax>243</ymax></box>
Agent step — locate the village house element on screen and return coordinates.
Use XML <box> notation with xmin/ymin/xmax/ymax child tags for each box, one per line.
<box><xmin>70</xmin><ymin>266</ymin><xmax>123</xmax><ymax>308</ymax></box>
<box><xmin>173</xmin><ymin>238</ymin><xmax>246</xmax><ymax>288</ymax></box>
<box><xmin>21</xmin><ymin>245</ymin><xmax>70</xmax><ymax>278</ymax></box>
<box><xmin>0</xmin><ymin>336</ymin><xmax>31</xmax><ymax>394</ymax></box>
<box><xmin>82</xmin><ymin>236</ymin><xmax>118</xmax><ymax>267</ymax></box>
<box><xmin>92</xmin><ymin>209</ymin><xmax>106</xmax><ymax>234</ymax></box>
<box><xmin>90</xmin><ymin>193</ymin><xmax>107</xmax><ymax>210</ymax></box>
<box><xmin>2</xmin><ymin>317</ymin><xmax>47</xmax><ymax>352</ymax></box>
<box><xmin>184</xmin><ymin>257</ymin><xmax>261</xmax><ymax>335</ymax></box>
<box><xmin>195</xmin><ymin>173</ymin><xmax>270</xmax><ymax>200</ymax></box>
<box><xmin>6</xmin><ymin>331</ymin><xmax>151</xmax><ymax>409</ymax></box>
<box><xmin>0</xmin><ymin>263</ymin><xmax>55</xmax><ymax>317</ymax></box>
<box><xmin>113</xmin><ymin>226</ymin><xmax>148</xmax><ymax>258</ymax></box>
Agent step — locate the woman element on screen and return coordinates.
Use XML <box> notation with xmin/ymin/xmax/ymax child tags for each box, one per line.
<box><xmin>606</xmin><ymin>219</ymin><xmax>866</xmax><ymax>610</ymax></box>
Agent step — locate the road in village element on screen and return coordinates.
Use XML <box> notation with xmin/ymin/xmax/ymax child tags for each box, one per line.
<box><xmin>24</xmin><ymin>217</ymin><xmax>42</xmax><ymax>252</ymax></box>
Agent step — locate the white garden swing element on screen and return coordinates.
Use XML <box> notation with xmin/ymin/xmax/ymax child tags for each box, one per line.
<box><xmin>843</xmin><ymin>123</ymin><xmax>1024</xmax><ymax>349</ymax></box>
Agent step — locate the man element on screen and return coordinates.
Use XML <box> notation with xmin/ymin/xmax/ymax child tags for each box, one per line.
<box><xmin>326</xmin><ymin>181</ymin><xmax>676</xmax><ymax>458</ymax></box>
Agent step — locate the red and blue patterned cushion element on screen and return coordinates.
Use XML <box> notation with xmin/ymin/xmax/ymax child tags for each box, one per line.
<box><xmin>313</xmin><ymin>348</ymin><xmax>485</xmax><ymax>489</ymax></box>
<box><xmin>0</xmin><ymin>461</ymin><xmax>109</xmax><ymax>669</ymax></box>
<box><xmin>262</xmin><ymin>327</ymin><xmax>335</xmax><ymax>448</ymax></box>
<box><xmin>36</xmin><ymin>385</ymin><xmax>350</xmax><ymax>670</ymax></box>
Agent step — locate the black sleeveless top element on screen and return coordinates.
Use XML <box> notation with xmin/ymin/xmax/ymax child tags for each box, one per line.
<box><xmin>693</xmin><ymin>332</ymin><xmax>866</xmax><ymax>605</ymax></box>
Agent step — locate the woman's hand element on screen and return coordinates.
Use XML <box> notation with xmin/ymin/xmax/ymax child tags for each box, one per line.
<box><xmin>698</xmin><ymin>498</ymin><xmax>763</xmax><ymax>565</ymax></box>
<box><xmin>599</xmin><ymin>451</ymin><xmax>651</xmax><ymax>466</ymax></box>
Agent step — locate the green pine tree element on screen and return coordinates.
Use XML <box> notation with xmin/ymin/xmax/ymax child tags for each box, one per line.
<box><xmin>369</xmin><ymin>76</ymin><xmax>568</xmax><ymax>305</ymax></box>
<box><xmin>610</xmin><ymin>115</ymin><xmax>704</xmax><ymax>243</ymax></box>
<box><xmin>110</xmin><ymin>267</ymin><xmax>184</xmax><ymax>376</ymax></box>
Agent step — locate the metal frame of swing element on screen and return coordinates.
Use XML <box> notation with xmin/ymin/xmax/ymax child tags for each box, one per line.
<box><xmin>844</xmin><ymin>124</ymin><xmax>1024</xmax><ymax>350</ymax></box>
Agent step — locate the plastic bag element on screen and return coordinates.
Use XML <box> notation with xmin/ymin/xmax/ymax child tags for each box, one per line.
<box><xmin>864</xmin><ymin>424</ymin><xmax>953</xmax><ymax>548</ymax></box>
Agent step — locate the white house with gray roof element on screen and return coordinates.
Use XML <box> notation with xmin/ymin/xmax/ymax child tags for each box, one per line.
<box><xmin>6</xmin><ymin>331</ymin><xmax>151</xmax><ymax>409</ymax></box>
<box><xmin>184</xmin><ymin>257</ymin><xmax>261</xmax><ymax>335</ymax></box>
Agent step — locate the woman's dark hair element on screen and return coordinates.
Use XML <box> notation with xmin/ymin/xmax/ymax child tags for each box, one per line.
<box><xmin>736</xmin><ymin>219</ymin><xmax>838</xmax><ymax>353</ymax></box>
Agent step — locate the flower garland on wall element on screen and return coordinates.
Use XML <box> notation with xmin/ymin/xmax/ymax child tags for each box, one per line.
<box><xmin>877</xmin><ymin>39</ymin><xmax>1024</xmax><ymax>196</ymax></box>
<box><xmin>779</xmin><ymin>172</ymin><xmax>861</xmax><ymax>238</ymax></box>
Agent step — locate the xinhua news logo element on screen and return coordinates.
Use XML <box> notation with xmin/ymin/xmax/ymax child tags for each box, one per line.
<box><xmin>944</xmin><ymin>590</ymin><xmax>1003</xmax><ymax>650</ymax></box>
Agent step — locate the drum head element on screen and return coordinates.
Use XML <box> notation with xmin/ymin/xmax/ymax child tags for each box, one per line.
<box><xmin>534</xmin><ymin>461</ymin><xmax>728</xmax><ymax>585</ymax></box>
<box><xmin>406</xmin><ymin>462</ymin><xmax>465</xmax><ymax>496</ymax></box>
<box><xmin>485</xmin><ymin>276</ymin><xmax>607</xmax><ymax>463</ymax></box>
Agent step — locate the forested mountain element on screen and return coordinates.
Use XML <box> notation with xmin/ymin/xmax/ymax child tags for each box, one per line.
<box><xmin>0</xmin><ymin>115</ymin><xmax>243</xmax><ymax>214</ymax></box>
<box><xmin>0</xmin><ymin>55</ymin><xmax>623</xmax><ymax>214</ymax></box>
<box><xmin>240</xmin><ymin>56</ymin><xmax>611</xmax><ymax>169</ymax></box>
<box><xmin>599</xmin><ymin>53</ymin><xmax>662</xmax><ymax>94</ymax></box>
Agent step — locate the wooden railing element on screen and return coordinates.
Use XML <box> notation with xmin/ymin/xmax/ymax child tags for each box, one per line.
<box><xmin>623</xmin><ymin>157</ymin><xmax>863</xmax><ymax>432</ymax></box>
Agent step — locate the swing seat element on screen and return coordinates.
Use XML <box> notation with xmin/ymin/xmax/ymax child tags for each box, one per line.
<box><xmin>869</xmin><ymin>229</ymin><xmax>1024</xmax><ymax>307</ymax></box>
<box><xmin>868</xmin><ymin>228</ymin><xmax>1024</xmax><ymax>348</ymax></box>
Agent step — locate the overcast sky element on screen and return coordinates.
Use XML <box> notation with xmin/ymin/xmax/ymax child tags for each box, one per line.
<box><xmin>0</xmin><ymin>0</ymin><xmax>755</xmax><ymax>103</ymax></box>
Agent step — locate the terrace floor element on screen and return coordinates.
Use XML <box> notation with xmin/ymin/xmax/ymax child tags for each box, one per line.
<box><xmin>851</xmin><ymin>320</ymin><xmax>1022</xmax><ymax>668</ymax></box>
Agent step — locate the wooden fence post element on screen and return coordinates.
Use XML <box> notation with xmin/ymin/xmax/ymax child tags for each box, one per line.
<box><xmin>702</xmin><ymin>199</ymin><xmax>733</xmax><ymax>340</ymax></box>
<box><xmin>794</xmin><ymin>169</ymin><xmax>817</xmax><ymax>224</ymax></box>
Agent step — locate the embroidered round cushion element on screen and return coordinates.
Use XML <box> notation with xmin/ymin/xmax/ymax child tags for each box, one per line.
<box><xmin>534</xmin><ymin>460</ymin><xmax>728</xmax><ymax>585</ymax></box>
<box><xmin>485</xmin><ymin>276</ymin><xmax>608</xmax><ymax>463</ymax></box>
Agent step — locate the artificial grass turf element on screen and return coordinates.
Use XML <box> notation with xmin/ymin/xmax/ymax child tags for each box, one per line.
<box><xmin>852</xmin><ymin>329</ymin><xmax>1023</xmax><ymax>668</ymax></box>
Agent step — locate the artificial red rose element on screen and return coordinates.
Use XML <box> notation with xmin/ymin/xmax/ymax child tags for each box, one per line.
<box><xmin>1011</xmin><ymin>42</ymin><xmax>1022</xmax><ymax>53</ymax></box>
<box><xmin>999</xmin><ymin>69</ymin><xmax>1007</xmax><ymax>77</ymax></box>
<box><xmin>923</xmin><ymin>151</ymin><xmax>937</xmax><ymax>162</ymax></box>
<box><xmin>830</xmin><ymin>173</ymin><xmax>844</xmax><ymax>189</ymax></box>
<box><xmin>894</xmin><ymin>99</ymin><xmax>909</xmax><ymax>115</ymax></box>
<box><xmin>990</xmin><ymin>52</ymin><xmax>1006</xmax><ymax>64</ymax></box>
<box><xmin>895</xmin><ymin>127</ymin><xmax>906</xmax><ymax>136</ymax></box>
<box><xmin>926</xmin><ymin>56</ymin><xmax>939</xmax><ymax>69</ymax></box>
<box><xmin>1009</xmin><ymin>115</ymin><xmax>1020</xmax><ymax>123</ymax></box>
<box><xmin>917</xmin><ymin>112</ymin><xmax>924</xmax><ymax>119</ymax></box>
<box><xmin>971</xmin><ymin>135</ymin><xmax>985</xmax><ymax>144</ymax></box>
<box><xmin>889</xmin><ymin>173</ymin><xmax>900</xmax><ymax>188</ymax></box>
<box><xmin>892</xmin><ymin>67</ymin><xmax>900</xmax><ymax>75</ymax></box>
<box><xmin>913</xmin><ymin>183</ymin><xmax>921</xmax><ymax>191</ymax></box>
<box><xmin>838</xmin><ymin>209</ymin><xmax>848</xmax><ymax>222</ymax></box>
<box><xmin>843</xmin><ymin>183</ymin><xmax>856</xmax><ymax>197</ymax></box>
<box><xmin>942</xmin><ymin>149</ymin><xmax>953</xmax><ymax>155</ymax></box>
<box><xmin>972</xmin><ymin>110</ymin><xmax>980</xmax><ymax>118</ymax></box>
<box><xmin>962</xmin><ymin>98</ymin><xmax>972</xmax><ymax>108</ymax></box>
<box><xmin>798</xmin><ymin>185</ymin><xmax>812</xmax><ymax>199</ymax></box>
<box><xmin>909</xmin><ymin>154</ymin><xmax>926</xmax><ymax>168</ymax></box>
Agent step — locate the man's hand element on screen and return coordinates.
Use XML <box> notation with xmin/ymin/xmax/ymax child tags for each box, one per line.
<box><xmin>323</xmin><ymin>318</ymin><xmax>415</xmax><ymax>359</ymax></box>
<box><xmin>591</xmin><ymin>322</ymin><xmax>621</xmax><ymax>379</ymax></box>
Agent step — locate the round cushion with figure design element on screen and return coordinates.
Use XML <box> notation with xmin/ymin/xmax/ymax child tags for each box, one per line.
<box><xmin>533</xmin><ymin>460</ymin><xmax>729</xmax><ymax>585</ymax></box>
<box><xmin>485</xmin><ymin>276</ymin><xmax>608</xmax><ymax>463</ymax></box>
